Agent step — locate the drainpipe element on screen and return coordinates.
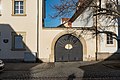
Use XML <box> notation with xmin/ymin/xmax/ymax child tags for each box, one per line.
<box><xmin>95</xmin><ymin>12</ymin><xmax>98</xmax><ymax>61</ymax></box>
<box><xmin>36</xmin><ymin>0</ymin><xmax>39</xmax><ymax>62</ymax></box>
<box><xmin>117</xmin><ymin>0</ymin><xmax>120</xmax><ymax>50</ymax></box>
<box><xmin>95</xmin><ymin>0</ymin><xmax>99</xmax><ymax>61</ymax></box>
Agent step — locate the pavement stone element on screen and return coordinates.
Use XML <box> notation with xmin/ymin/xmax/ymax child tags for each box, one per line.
<box><xmin>1</xmin><ymin>61</ymin><xmax>120</xmax><ymax>80</ymax></box>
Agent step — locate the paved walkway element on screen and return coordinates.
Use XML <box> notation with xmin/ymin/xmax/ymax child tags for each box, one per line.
<box><xmin>1</xmin><ymin>61</ymin><xmax>120</xmax><ymax>80</ymax></box>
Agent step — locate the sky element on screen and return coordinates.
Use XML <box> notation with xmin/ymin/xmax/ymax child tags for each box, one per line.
<box><xmin>44</xmin><ymin>0</ymin><xmax>75</xmax><ymax>28</ymax></box>
<box><xmin>44</xmin><ymin>0</ymin><xmax>61</xmax><ymax>27</ymax></box>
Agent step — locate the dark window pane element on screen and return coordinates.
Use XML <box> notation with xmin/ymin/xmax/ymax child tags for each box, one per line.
<box><xmin>15</xmin><ymin>1</ymin><xmax>19</xmax><ymax>5</ymax></box>
<box><xmin>20</xmin><ymin>6</ymin><xmax>23</xmax><ymax>9</ymax></box>
<box><xmin>15</xmin><ymin>10</ymin><xmax>19</xmax><ymax>14</ymax></box>
<box><xmin>15</xmin><ymin>36</ymin><xmax>24</xmax><ymax>49</ymax></box>
<box><xmin>15</xmin><ymin>6</ymin><xmax>19</xmax><ymax>9</ymax></box>
<box><xmin>107</xmin><ymin>41</ymin><xmax>109</xmax><ymax>44</ymax></box>
<box><xmin>20</xmin><ymin>1</ymin><xmax>23</xmax><ymax>5</ymax></box>
<box><xmin>110</xmin><ymin>41</ymin><xmax>113</xmax><ymax>44</ymax></box>
<box><xmin>20</xmin><ymin>10</ymin><xmax>23</xmax><ymax>13</ymax></box>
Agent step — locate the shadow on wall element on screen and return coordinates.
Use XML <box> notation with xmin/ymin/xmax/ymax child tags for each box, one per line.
<box><xmin>1</xmin><ymin>24</ymin><xmax>120</xmax><ymax>79</ymax></box>
<box><xmin>0</xmin><ymin>24</ymin><xmax>42</xmax><ymax>63</ymax></box>
<box><xmin>0</xmin><ymin>24</ymin><xmax>44</xmax><ymax>79</ymax></box>
<box><xmin>77</xmin><ymin>14</ymin><xmax>120</xmax><ymax>78</ymax></box>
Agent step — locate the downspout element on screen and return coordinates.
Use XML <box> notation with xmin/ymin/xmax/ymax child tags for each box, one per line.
<box><xmin>95</xmin><ymin>12</ymin><xmax>98</xmax><ymax>61</ymax></box>
<box><xmin>36</xmin><ymin>0</ymin><xmax>39</xmax><ymax>62</ymax></box>
<box><xmin>117</xmin><ymin>0</ymin><xmax>120</xmax><ymax>50</ymax></box>
<box><xmin>95</xmin><ymin>0</ymin><xmax>99</xmax><ymax>61</ymax></box>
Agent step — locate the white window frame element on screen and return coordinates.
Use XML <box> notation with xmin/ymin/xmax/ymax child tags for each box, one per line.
<box><xmin>14</xmin><ymin>1</ymin><xmax>24</xmax><ymax>14</ymax></box>
<box><xmin>12</xmin><ymin>0</ymin><xmax>26</xmax><ymax>16</ymax></box>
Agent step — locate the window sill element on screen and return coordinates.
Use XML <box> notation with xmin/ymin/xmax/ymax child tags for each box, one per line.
<box><xmin>11</xmin><ymin>48</ymin><xmax>26</xmax><ymax>51</ymax></box>
<box><xmin>106</xmin><ymin>44</ymin><xmax>115</xmax><ymax>47</ymax></box>
<box><xmin>11</xmin><ymin>14</ymin><xmax>27</xmax><ymax>16</ymax></box>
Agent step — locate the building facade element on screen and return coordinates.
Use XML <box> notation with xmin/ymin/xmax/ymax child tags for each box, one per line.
<box><xmin>0</xmin><ymin>0</ymin><xmax>119</xmax><ymax>62</ymax></box>
<box><xmin>0</xmin><ymin>0</ymin><xmax>37</xmax><ymax>61</ymax></box>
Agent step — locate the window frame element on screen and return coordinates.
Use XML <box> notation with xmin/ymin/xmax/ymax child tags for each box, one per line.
<box><xmin>12</xmin><ymin>0</ymin><xmax>26</xmax><ymax>16</ymax></box>
<box><xmin>11</xmin><ymin>32</ymin><xmax>26</xmax><ymax>51</ymax></box>
<box><xmin>106</xmin><ymin>34</ymin><xmax>113</xmax><ymax>44</ymax></box>
<box><xmin>105</xmin><ymin>33</ymin><xmax>116</xmax><ymax>47</ymax></box>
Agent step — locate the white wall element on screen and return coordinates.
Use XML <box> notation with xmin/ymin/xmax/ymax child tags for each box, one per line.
<box><xmin>0</xmin><ymin>0</ymin><xmax>37</xmax><ymax>59</ymax></box>
<box><xmin>38</xmin><ymin>0</ymin><xmax>118</xmax><ymax>62</ymax></box>
<box><xmin>72</xmin><ymin>8</ymin><xmax>93</xmax><ymax>27</ymax></box>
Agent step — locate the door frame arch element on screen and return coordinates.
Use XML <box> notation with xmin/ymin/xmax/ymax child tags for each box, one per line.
<box><xmin>49</xmin><ymin>31</ymin><xmax>87</xmax><ymax>62</ymax></box>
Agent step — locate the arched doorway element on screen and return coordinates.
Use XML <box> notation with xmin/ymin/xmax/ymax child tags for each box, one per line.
<box><xmin>55</xmin><ymin>34</ymin><xmax>83</xmax><ymax>62</ymax></box>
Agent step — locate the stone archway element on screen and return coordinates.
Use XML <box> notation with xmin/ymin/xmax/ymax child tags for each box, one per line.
<box><xmin>49</xmin><ymin>31</ymin><xmax>87</xmax><ymax>62</ymax></box>
<box><xmin>55</xmin><ymin>34</ymin><xmax>83</xmax><ymax>62</ymax></box>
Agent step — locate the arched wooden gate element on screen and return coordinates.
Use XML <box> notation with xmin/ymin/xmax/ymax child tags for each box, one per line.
<box><xmin>55</xmin><ymin>34</ymin><xmax>83</xmax><ymax>62</ymax></box>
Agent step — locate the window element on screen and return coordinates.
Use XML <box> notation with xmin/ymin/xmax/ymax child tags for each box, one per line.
<box><xmin>12</xmin><ymin>32</ymin><xmax>26</xmax><ymax>51</ymax></box>
<box><xmin>14</xmin><ymin>36</ymin><xmax>24</xmax><ymax>49</ymax></box>
<box><xmin>107</xmin><ymin>34</ymin><xmax>113</xmax><ymax>44</ymax></box>
<box><xmin>12</xmin><ymin>0</ymin><xmax>26</xmax><ymax>16</ymax></box>
<box><xmin>14</xmin><ymin>1</ymin><xmax>24</xmax><ymax>14</ymax></box>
